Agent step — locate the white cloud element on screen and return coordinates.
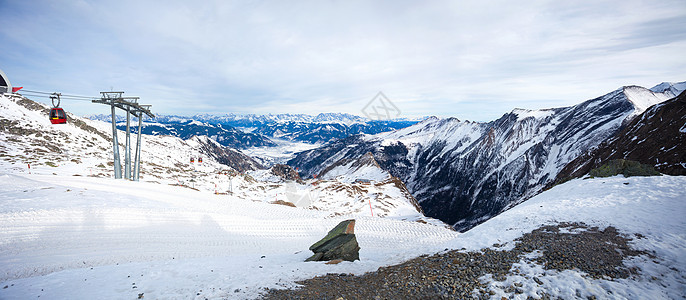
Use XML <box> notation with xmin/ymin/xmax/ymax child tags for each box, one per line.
<box><xmin>1</xmin><ymin>0</ymin><xmax>684</xmax><ymax>120</ymax></box>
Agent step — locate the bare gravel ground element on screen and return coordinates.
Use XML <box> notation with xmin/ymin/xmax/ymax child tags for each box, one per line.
<box><xmin>263</xmin><ymin>222</ymin><xmax>649</xmax><ymax>299</ymax></box>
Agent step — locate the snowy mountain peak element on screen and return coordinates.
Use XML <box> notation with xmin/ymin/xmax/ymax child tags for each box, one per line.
<box><xmin>511</xmin><ymin>108</ymin><xmax>555</xmax><ymax>121</ymax></box>
<box><xmin>422</xmin><ymin>116</ymin><xmax>441</xmax><ymax>122</ymax></box>
<box><xmin>505</xmin><ymin>81</ymin><xmax>684</xmax><ymax>125</ymax></box>
<box><xmin>352</xmin><ymin>151</ymin><xmax>382</xmax><ymax>169</ymax></box>
<box><xmin>622</xmin><ymin>85</ymin><xmax>677</xmax><ymax>118</ymax></box>
<box><xmin>649</xmin><ymin>81</ymin><xmax>686</xmax><ymax>97</ymax></box>
<box><xmin>187</xmin><ymin>134</ymin><xmax>214</xmax><ymax>145</ymax></box>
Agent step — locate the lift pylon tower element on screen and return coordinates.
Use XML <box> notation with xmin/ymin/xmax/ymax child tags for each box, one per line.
<box><xmin>93</xmin><ymin>92</ymin><xmax>154</xmax><ymax>180</ymax></box>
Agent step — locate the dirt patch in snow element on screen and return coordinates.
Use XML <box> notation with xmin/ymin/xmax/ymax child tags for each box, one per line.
<box><xmin>262</xmin><ymin>222</ymin><xmax>649</xmax><ymax>299</ymax></box>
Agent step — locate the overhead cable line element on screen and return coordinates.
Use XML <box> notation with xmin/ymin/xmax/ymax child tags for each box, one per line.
<box><xmin>20</xmin><ymin>89</ymin><xmax>99</xmax><ymax>102</ymax></box>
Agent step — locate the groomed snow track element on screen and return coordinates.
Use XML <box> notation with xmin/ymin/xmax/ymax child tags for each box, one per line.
<box><xmin>0</xmin><ymin>173</ymin><xmax>460</xmax><ymax>283</ymax></box>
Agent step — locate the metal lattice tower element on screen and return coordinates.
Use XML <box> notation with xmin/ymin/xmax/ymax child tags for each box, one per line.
<box><xmin>93</xmin><ymin>92</ymin><xmax>154</xmax><ymax>180</ymax></box>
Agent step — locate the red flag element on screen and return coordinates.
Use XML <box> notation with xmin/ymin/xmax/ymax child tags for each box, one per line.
<box><xmin>12</xmin><ymin>87</ymin><xmax>23</xmax><ymax>92</ymax></box>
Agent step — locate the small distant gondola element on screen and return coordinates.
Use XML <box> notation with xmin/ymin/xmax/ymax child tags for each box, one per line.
<box><xmin>49</xmin><ymin>93</ymin><xmax>67</xmax><ymax>124</ymax></box>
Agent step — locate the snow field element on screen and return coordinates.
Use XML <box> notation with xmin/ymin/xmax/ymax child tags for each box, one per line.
<box><xmin>0</xmin><ymin>172</ymin><xmax>460</xmax><ymax>299</ymax></box>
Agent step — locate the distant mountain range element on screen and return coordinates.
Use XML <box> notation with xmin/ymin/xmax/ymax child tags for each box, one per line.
<box><xmin>119</xmin><ymin>120</ymin><xmax>278</xmax><ymax>149</ymax></box>
<box><xmin>87</xmin><ymin>112</ymin><xmax>369</xmax><ymax>124</ymax></box>
<box><xmin>85</xmin><ymin>113</ymin><xmax>420</xmax><ymax>148</ymax></box>
<box><xmin>253</xmin><ymin>120</ymin><xmax>417</xmax><ymax>144</ymax></box>
<box><xmin>176</xmin><ymin>112</ymin><xmax>371</xmax><ymax>126</ymax></box>
<box><xmin>288</xmin><ymin>82</ymin><xmax>685</xmax><ymax>231</ymax></box>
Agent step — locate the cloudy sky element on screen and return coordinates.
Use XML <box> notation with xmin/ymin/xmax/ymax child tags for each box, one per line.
<box><xmin>1</xmin><ymin>0</ymin><xmax>684</xmax><ymax>121</ymax></box>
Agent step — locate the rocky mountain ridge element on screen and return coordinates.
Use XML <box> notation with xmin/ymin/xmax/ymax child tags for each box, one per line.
<box><xmin>556</xmin><ymin>90</ymin><xmax>686</xmax><ymax>181</ymax></box>
<box><xmin>187</xmin><ymin>136</ymin><xmax>264</xmax><ymax>172</ymax></box>
<box><xmin>289</xmin><ymin>82</ymin><xmax>685</xmax><ymax>231</ymax></box>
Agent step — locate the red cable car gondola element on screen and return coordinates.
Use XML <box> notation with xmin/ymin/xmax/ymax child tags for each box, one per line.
<box><xmin>49</xmin><ymin>93</ymin><xmax>67</xmax><ymax>124</ymax></box>
<box><xmin>198</xmin><ymin>157</ymin><xmax>203</xmax><ymax>163</ymax></box>
<box><xmin>49</xmin><ymin>108</ymin><xmax>67</xmax><ymax>124</ymax></box>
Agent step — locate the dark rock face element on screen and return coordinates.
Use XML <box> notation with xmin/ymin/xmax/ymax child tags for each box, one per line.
<box><xmin>289</xmin><ymin>136</ymin><xmax>413</xmax><ymax>181</ymax></box>
<box><xmin>270</xmin><ymin>164</ymin><xmax>303</xmax><ymax>183</ymax></box>
<box><xmin>191</xmin><ymin>137</ymin><xmax>263</xmax><ymax>172</ymax></box>
<box><xmin>306</xmin><ymin>220</ymin><xmax>360</xmax><ymax>262</ymax></box>
<box><xmin>557</xmin><ymin>91</ymin><xmax>686</xmax><ymax>182</ymax></box>
<box><xmin>288</xmin><ymin>135</ymin><xmax>373</xmax><ymax>177</ymax></box>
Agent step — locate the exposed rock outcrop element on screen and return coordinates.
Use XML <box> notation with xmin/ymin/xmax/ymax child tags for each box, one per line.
<box><xmin>588</xmin><ymin>159</ymin><xmax>661</xmax><ymax>178</ymax></box>
<box><xmin>189</xmin><ymin>136</ymin><xmax>263</xmax><ymax>172</ymax></box>
<box><xmin>270</xmin><ymin>164</ymin><xmax>304</xmax><ymax>183</ymax></box>
<box><xmin>306</xmin><ymin>219</ymin><xmax>360</xmax><ymax>262</ymax></box>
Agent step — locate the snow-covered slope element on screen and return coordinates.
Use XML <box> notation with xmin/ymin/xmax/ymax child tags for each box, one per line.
<box><xmin>1</xmin><ymin>168</ymin><xmax>683</xmax><ymax>299</ymax></box>
<box><xmin>623</xmin><ymin>85</ymin><xmax>676</xmax><ymax>119</ymax></box>
<box><xmin>0</xmin><ymin>172</ymin><xmax>459</xmax><ymax>299</ymax></box>
<box><xmin>290</xmin><ymin>82</ymin><xmax>685</xmax><ymax>231</ymax></box>
<box><xmin>319</xmin><ymin>152</ymin><xmax>391</xmax><ymax>183</ymax></box>
<box><xmin>301</xmin><ymin>152</ymin><xmax>431</xmax><ymax>222</ymax></box>
<box><xmin>448</xmin><ymin>175</ymin><xmax>686</xmax><ymax>299</ymax></box>
<box><xmin>244</xmin><ymin>163</ymin><xmax>432</xmax><ymax>223</ymax></box>
<box><xmin>0</xmin><ymin>94</ymin><xmax>261</xmax><ymax>187</ymax></box>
